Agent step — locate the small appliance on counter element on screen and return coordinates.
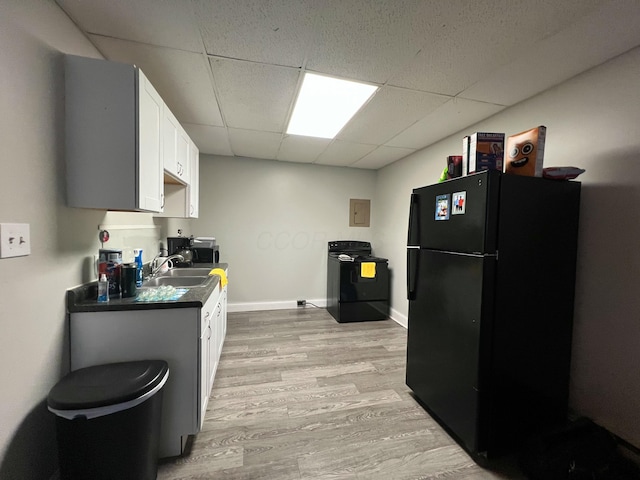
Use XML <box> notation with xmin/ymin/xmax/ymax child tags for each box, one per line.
<box><xmin>167</xmin><ymin>236</ymin><xmax>219</xmax><ymax>266</ymax></box>
<box><xmin>193</xmin><ymin>237</ymin><xmax>220</xmax><ymax>263</ymax></box>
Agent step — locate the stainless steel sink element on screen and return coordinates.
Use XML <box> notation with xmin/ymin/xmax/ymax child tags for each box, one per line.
<box><xmin>144</xmin><ymin>276</ymin><xmax>209</xmax><ymax>287</ymax></box>
<box><xmin>161</xmin><ymin>268</ymin><xmax>213</xmax><ymax>278</ymax></box>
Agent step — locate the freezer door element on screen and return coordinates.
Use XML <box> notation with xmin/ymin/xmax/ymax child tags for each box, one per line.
<box><xmin>409</xmin><ymin>170</ymin><xmax>500</xmax><ymax>254</ymax></box>
<box><xmin>406</xmin><ymin>249</ymin><xmax>495</xmax><ymax>454</ymax></box>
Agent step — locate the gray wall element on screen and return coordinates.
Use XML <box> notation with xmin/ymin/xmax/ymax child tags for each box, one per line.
<box><xmin>375</xmin><ymin>46</ymin><xmax>640</xmax><ymax>448</ymax></box>
<box><xmin>0</xmin><ymin>3</ymin><xmax>166</xmax><ymax>478</ymax></box>
<box><xmin>189</xmin><ymin>155</ymin><xmax>378</xmax><ymax>309</ymax></box>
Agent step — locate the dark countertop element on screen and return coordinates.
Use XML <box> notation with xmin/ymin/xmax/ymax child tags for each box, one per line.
<box><xmin>68</xmin><ymin>263</ymin><xmax>228</xmax><ymax>313</ymax></box>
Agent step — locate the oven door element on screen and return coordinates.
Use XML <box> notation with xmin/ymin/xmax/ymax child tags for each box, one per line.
<box><xmin>339</xmin><ymin>260</ymin><xmax>389</xmax><ymax>302</ymax></box>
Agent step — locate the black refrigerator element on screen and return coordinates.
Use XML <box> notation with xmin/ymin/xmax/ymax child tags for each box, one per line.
<box><xmin>406</xmin><ymin>170</ymin><xmax>581</xmax><ymax>459</ymax></box>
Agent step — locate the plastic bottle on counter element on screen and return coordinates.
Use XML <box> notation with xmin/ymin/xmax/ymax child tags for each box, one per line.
<box><xmin>134</xmin><ymin>248</ymin><xmax>143</xmax><ymax>287</ymax></box>
<box><xmin>97</xmin><ymin>274</ymin><xmax>109</xmax><ymax>303</ymax></box>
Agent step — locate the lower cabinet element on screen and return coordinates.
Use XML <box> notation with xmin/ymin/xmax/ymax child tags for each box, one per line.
<box><xmin>199</xmin><ymin>287</ymin><xmax>223</xmax><ymax>427</ymax></box>
<box><xmin>69</xmin><ymin>283</ymin><xmax>227</xmax><ymax>458</ymax></box>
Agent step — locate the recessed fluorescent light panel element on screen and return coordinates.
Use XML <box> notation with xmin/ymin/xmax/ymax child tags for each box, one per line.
<box><xmin>286</xmin><ymin>73</ymin><xmax>378</xmax><ymax>139</ymax></box>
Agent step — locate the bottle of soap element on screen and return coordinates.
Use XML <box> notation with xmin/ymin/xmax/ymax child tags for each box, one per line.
<box><xmin>98</xmin><ymin>274</ymin><xmax>109</xmax><ymax>303</ymax></box>
<box><xmin>134</xmin><ymin>248</ymin><xmax>143</xmax><ymax>287</ymax></box>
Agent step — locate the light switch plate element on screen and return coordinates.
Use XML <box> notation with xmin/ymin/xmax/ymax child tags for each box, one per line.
<box><xmin>0</xmin><ymin>223</ymin><xmax>31</xmax><ymax>258</ymax></box>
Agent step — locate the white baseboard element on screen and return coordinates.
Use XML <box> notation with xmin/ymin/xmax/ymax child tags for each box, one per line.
<box><xmin>388</xmin><ymin>306</ymin><xmax>407</xmax><ymax>329</ymax></box>
<box><xmin>228</xmin><ymin>299</ymin><xmax>327</xmax><ymax>313</ymax></box>
<box><xmin>228</xmin><ymin>301</ymin><xmax>408</xmax><ymax>329</ymax></box>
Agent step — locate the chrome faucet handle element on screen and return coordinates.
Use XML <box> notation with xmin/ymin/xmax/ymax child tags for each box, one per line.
<box><xmin>150</xmin><ymin>254</ymin><xmax>185</xmax><ymax>277</ymax></box>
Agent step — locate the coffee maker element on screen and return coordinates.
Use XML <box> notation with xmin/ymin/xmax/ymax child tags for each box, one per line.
<box><xmin>167</xmin><ymin>236</ymin><xmax>196</xmax><ymax>267</ymax></box>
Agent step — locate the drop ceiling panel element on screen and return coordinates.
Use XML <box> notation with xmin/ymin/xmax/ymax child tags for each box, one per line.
<box><xmin>304</xmin><ymin>0</ymin><xmax>443</xmax><ymax>83</ymax></box>
<box><xmin>315</xmin><ymin>140</ymin><xmax>377</xmax><ymax>167</ymax></box>
<box><xmin>386</xmin><ymin>98</ymin><xmax>506</xmax><ymax>150</ymax></box>
<box><xmin>56</xmin><ymin>0</ymin><xmax>202</xmax><ymax>51</ymax></box>
<box><xmin>460</xmin><ymin>0</ymin><xmax>640</xmax><ymax>105</ymax></box>
<box><xmin>228</xmin><ymin>128</ymin><xmax>282</xmax><ymax>159</ymax></box>
<box><xmin>89</xmin><ymin>35</ymin><xmax>222</xmax><ymax>126</ymax></box>
<box><xmin>351</xmin><ymin>146</ymin><xmax>417</xmax><ymax>170</ymax></box>
<box><xmin>388</xmin><ymin>0</ymin><xmax>606</xmax><ymax>95</ymax></box>
<box><xmin>277</xmin><ymin>135</ymin><xmax>331</xmax><ymax>164</ymax></box>
<box><xmin>210</xmin><ymin>57</ymin><xmax>299</xmax><ymax>132</ymax></box>
<box><xmin>338</xmin><ymin>86</ymin><xmax>450</xmax><ymax>145</ymax></box>
<box><xmin>194</xmin><ymin>0</ymin><xmax>315</xmax><ymax>67</ymax></box>
<box><xmin>182</xmin><ymin>124</ymin><xmax>232</xmax><ymax>156</ymax></box>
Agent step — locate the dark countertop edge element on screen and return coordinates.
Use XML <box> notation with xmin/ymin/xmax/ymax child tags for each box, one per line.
<box><xmin>67</xmin><ymin>263</ymin><xmax>228</xmax><ymax>313</ymax></box>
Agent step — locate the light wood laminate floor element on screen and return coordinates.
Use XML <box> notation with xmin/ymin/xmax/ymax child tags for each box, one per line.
<box><xmin>158</xmin><ymin>308</ymin><xmax>525</xmax><ymax>479</ymax></box>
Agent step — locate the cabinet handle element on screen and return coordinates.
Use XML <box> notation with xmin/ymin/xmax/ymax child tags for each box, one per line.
<box><xmin>161</xmin><ymin>193</ymin><xmax>165</xmax><ymax>209</ymax></box>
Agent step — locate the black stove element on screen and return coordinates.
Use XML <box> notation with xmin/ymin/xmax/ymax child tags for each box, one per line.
<box><xmin>326</xmin><ymin>241</ymin><xmax>390</xmax><ymax>323</ymax></box>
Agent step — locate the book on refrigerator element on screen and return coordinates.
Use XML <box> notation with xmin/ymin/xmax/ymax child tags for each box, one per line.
<box><xmin>468</xmin><ymin>132</ymin><xmax>504</xmax><ymax>173</ymax></box>
<box><xmin>504</xmin><ymin>126</ymin><xmax>546</xmax><ymax>177</ymax></box>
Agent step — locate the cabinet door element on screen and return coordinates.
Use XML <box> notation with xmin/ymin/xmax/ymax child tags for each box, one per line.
<box><xmin>137</xmin><ymin>69</ymin><xmax>163</xmax><ymax>212</ymax></box>
<box><xmin>199</xmin><ymin>317</ymin><xmax>211</xmax><ymax>429</ymax></box>
<box><xmin>188</xmin><ymin>141</ymin><xmax>199</xmax><ymax>218</ymax></box>
<box><xmin>162</xmin><ymin>105</ymin><xmax>179</xmax><ymax>178</ymax></box>
<box><xmin>177</xmin><ymin>126</ymin><xmax>190</xmax><ymax>182</ymax></box>
<box><xmin>65</xmin><ymin>55</ymin><xmax>137</xmax><ymax>210</ymax></box>
<box><xmin>221</xmin><ymin>285</ymin><xmax>227</xmax><ymax>342</ymax></box>
<box><xmin>199</xmin><ymin>289</ymin><xmax>219</xmax><ymax>428</ymax></box>
<box><xmin>209</xmin><ymin>303</ymin><xmax>220</xmax><ymax>392</ymax></box>
<box><xmin>70</xmin><ymin>309</ymin><xmax>199</xmax><ymax>458</ymax></box>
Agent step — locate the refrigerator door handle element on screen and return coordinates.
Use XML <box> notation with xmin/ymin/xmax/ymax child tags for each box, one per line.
<box><xmin>407</xmin><ymin>248</ymin><xmax>418</xmax><ymax>300</ymax></box>
<box><xmin>407</xmin><ymin>193</ymin><xmax>420</xmax><ymax>246</ymax></box>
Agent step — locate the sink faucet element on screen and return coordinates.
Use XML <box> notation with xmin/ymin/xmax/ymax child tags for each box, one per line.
<box><xmin>150</xmin><ymin>254</ymin><xmax>185</xmax><ymax>278</ymax></box>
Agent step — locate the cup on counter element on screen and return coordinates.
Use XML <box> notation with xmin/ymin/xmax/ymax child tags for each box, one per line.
<box><xmin>121</xmin><ymin>263</ymin><xmax>137</xmax><ymax>298</ymax></box>
<box><xmin>154</xmin><ymin>256</ymin><xmax>173</xmax><ymax>274</ymax></box>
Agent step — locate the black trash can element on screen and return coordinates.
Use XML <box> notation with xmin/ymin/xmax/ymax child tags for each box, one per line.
<box><xmin>47</xmin><ymin>360</ymin><xmax>169</xmax><ymax>480</ymax></box>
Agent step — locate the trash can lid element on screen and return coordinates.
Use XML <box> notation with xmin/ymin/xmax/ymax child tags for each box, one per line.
<box><xmin>47</xmin><ymin>360</ymin><xmax>169</xmax><ymax>410</ymax></box>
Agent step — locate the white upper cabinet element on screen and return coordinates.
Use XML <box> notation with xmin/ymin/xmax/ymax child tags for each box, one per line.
<box><xmin>177</xmin><ymin>125</ymin><xmax>191</xmax><ymax>183</ymax></box>
<box><xmin>65</xmin><ymin>55</ymin><xmax>163</xmax><ymax>212</ymax></box>
<box><xmin>162</xmin><ymin>105</ymin><xmax>189</xmax><ymax>184</ymax></box>
<box><xmin>138</xmin><ymin>70</ymin><xmax>164</xmax><ymax>212</ymax></box>
<box><xmin>157</xmin><ymin>133</ymin><xmax>199</xmax><ymax>219</ymax></box>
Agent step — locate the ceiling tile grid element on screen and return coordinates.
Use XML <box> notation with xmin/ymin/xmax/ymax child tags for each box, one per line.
<box><xmin>183</xmin><ymin>124</ymin><xmax>233</xmax><ymax>157</ymax></box>
<box><xmin>56</xmin><ymin>0</ymin><xmax>203</xmax><ymax>51</ymax></box>
<box><xmin>89</xmin><ymin>35</ymin><xmax>223</xmax><ymax>126</ymax></box>
<box><xmin>315</xmin><ymin>139</ymin><xmax>377</xmax><ymax>167</ymax></box>
<box><xmin>227</xmin><ymin>128</ymin><xmax>282</xmax><ymax>159</ymax></box>
<box><xmin>54</xmin><ymin>0</ymin><xmax>640</xmax><ymax>169</ymax></box>
<box><xmin>351</xmin><ymin>145</ymin><xmax>417</xmax><ymax>170</ymax></box>
<box><xmin>337</xmin><ymin>86</ymin><xmax>451</xmax><ymax>146</ymax></box>
<box><xmin>277</xmin><ymin>135</ymin><xmax>331</xmax><ymax>164</ymax></box>
<box><xmin>386</xmin><ymin>97</ymin><xmax>506</xmax><ymax>150</ymax></box>
<box><xmin>194</xmin><ymin>0</ymin><xmax>315</xmax><ymax>68</ymax></box>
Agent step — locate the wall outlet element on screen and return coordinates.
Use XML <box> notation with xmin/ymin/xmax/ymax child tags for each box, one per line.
<box><xmin>0</xmin><ymin>223</ymin><xmax>31</xmax><ymax>258</ymax></box>
<box><xmin>297</xmin><ymin>300</ymin><xmax>306</xmax><ymax>307</ymax></box>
